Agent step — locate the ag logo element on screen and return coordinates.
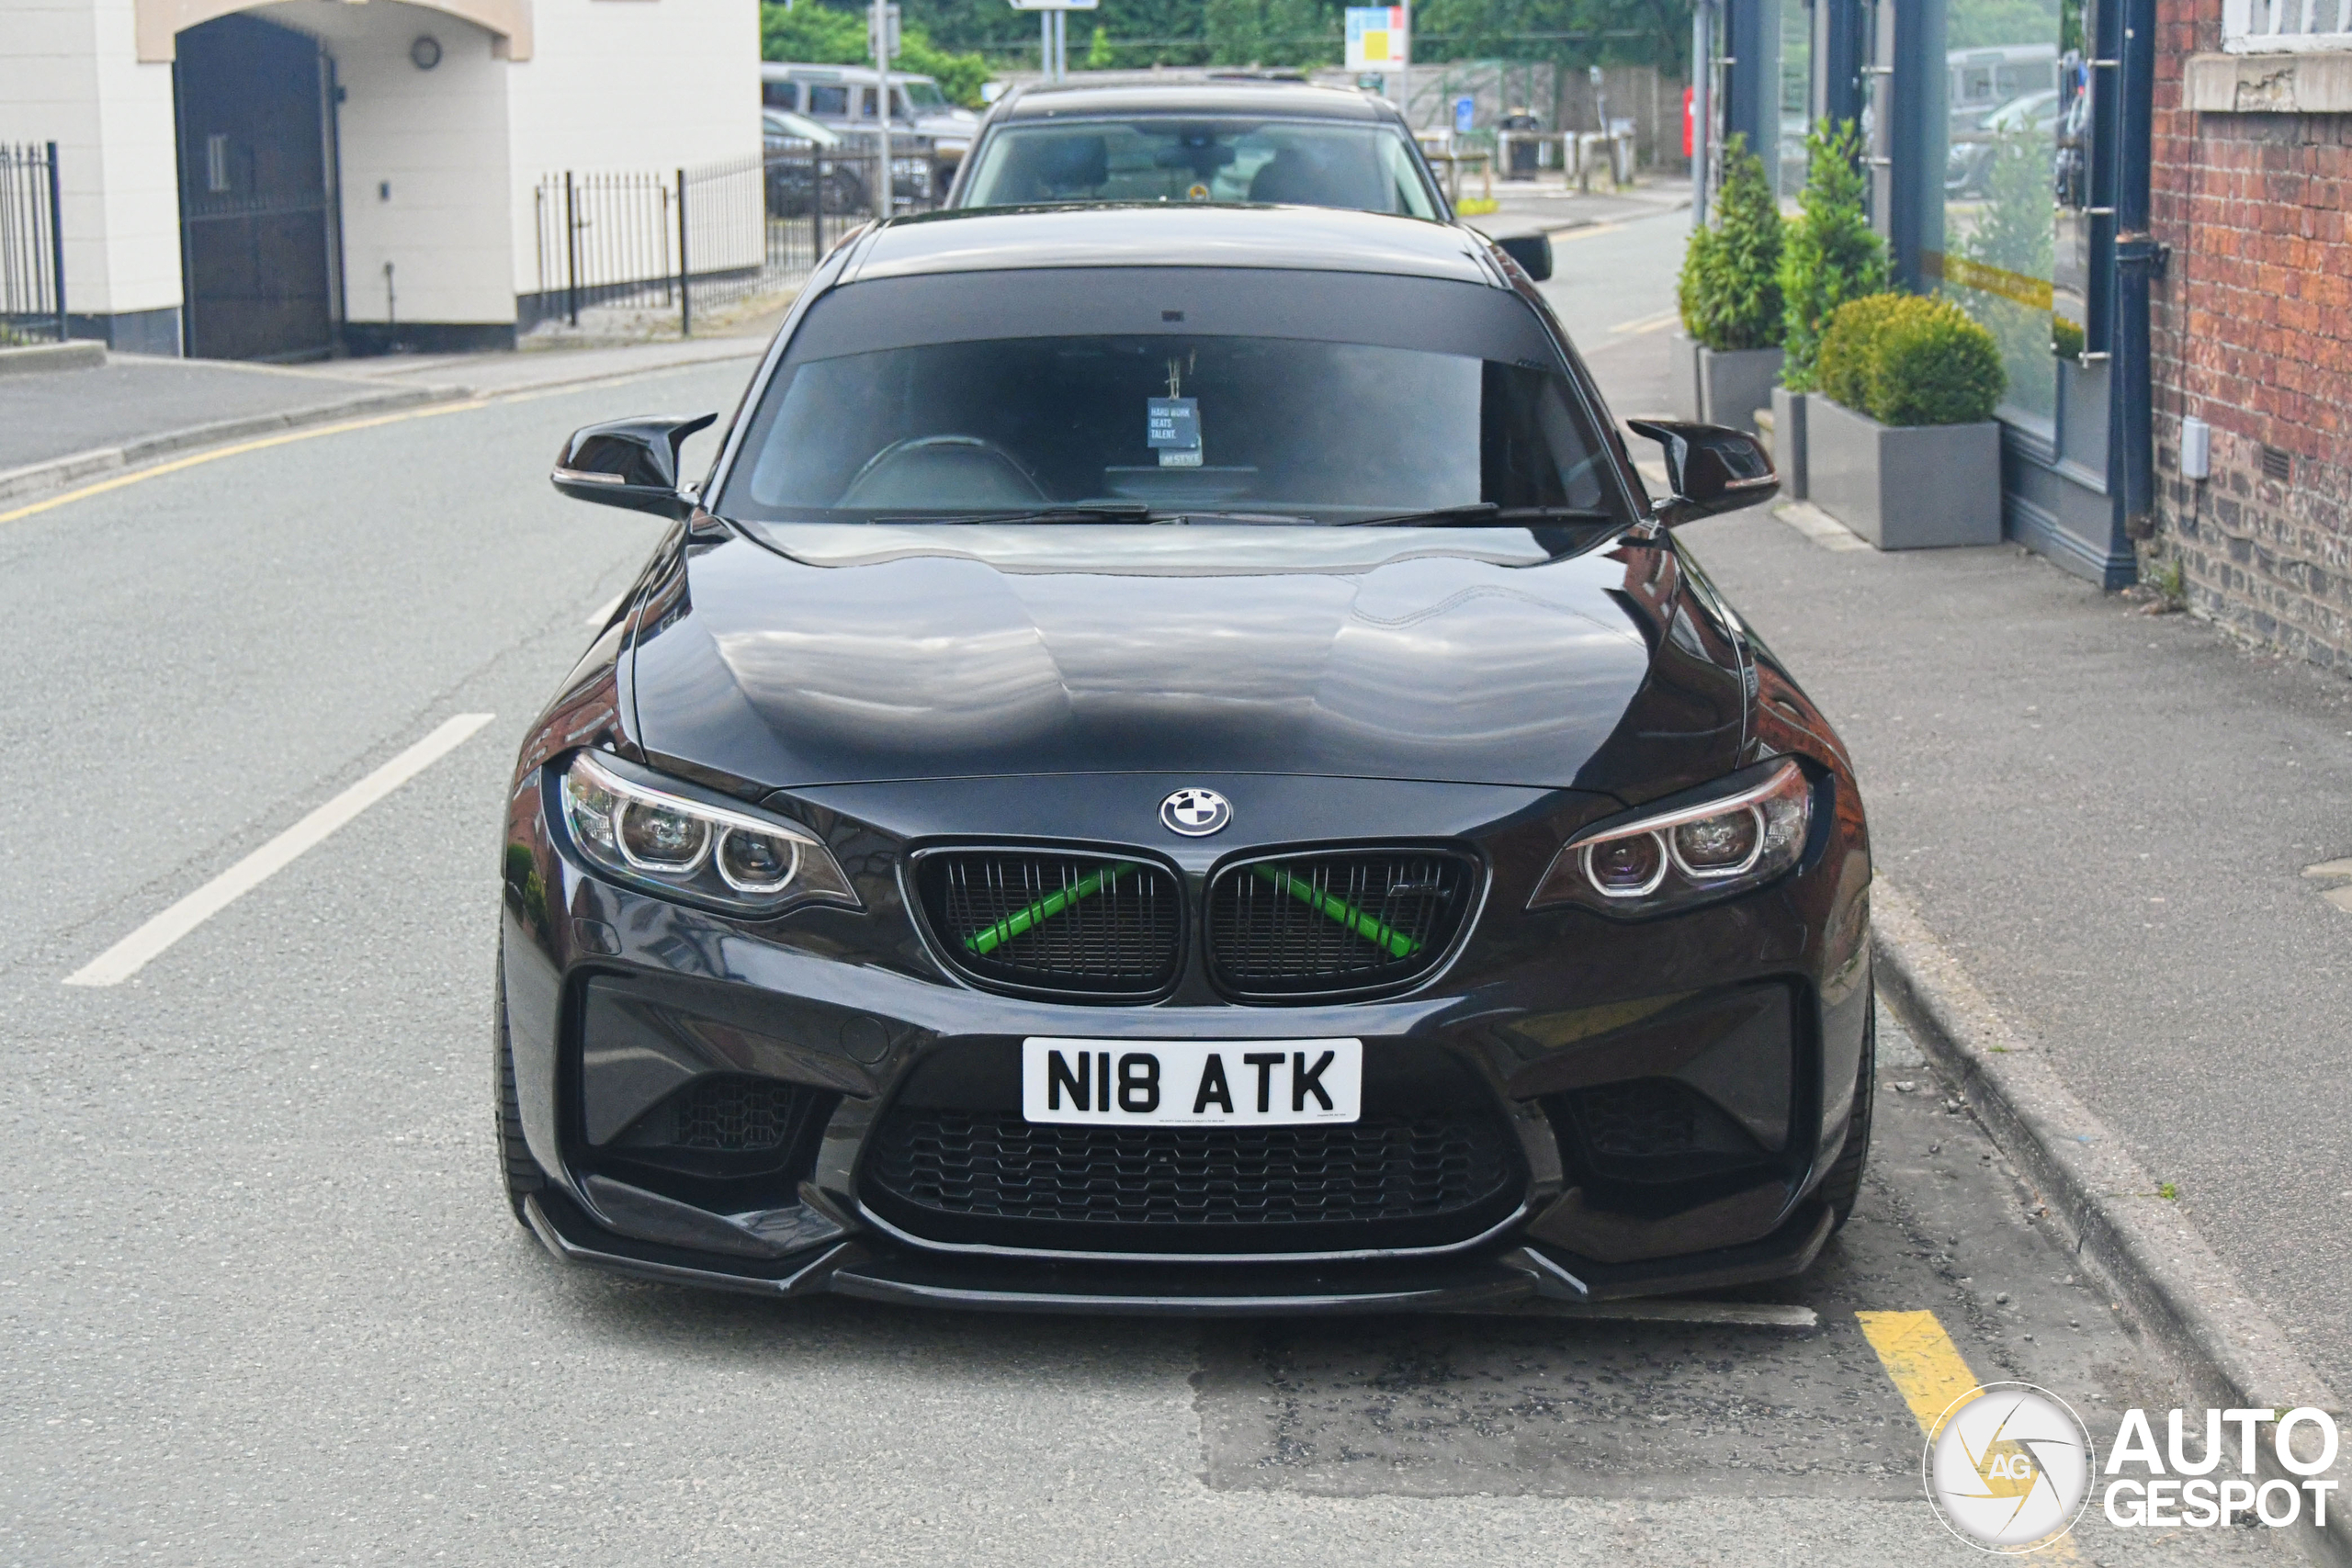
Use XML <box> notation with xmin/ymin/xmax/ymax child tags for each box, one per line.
<box><xmin>1159</xmin><ymin>787</ymin><xmax>1231</xmax><ymax>837</ymax></box>
<box><xmin>1925</xmin><ymin>1382</ymin><xmax>2095</xmax><ymax>1552</ymax></box>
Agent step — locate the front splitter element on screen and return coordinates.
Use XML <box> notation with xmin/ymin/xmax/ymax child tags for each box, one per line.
<box><xmin>523</xmin><ymin>1188</ymin><xmax>1834</xmax><ymax>1315</ymax></box>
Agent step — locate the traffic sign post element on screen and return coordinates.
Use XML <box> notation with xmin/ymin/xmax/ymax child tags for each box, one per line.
<box><xmin>1009</xmin><ymin>0</ymin><xmax>1098</xmax><ymax>82</ymax></box>
<box><xmin>1343</xmin><ymin>4</ymin><xmax>1410</xmax><ymax>119</ymax></box>
<box><xmin>871</xmin><ymin>0</ymin><xmax>896</xmax><ymax>217</ymax></box>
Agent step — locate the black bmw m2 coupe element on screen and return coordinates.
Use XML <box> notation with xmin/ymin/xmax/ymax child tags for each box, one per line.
<box><xmin>498</xmin><ymin>202</ymin><xmax>1874</xmax><ymax>1313</ymax></box>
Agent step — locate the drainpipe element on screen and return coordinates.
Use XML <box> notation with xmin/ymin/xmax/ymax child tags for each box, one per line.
<box><xmin>2112</xmin><ymin>0</ymin><xmax>2162</xmax><ymax>547</ymax></box>
<box><xmin>1690</xmin><ymin>0</ymin><xmax>1713</xmax><ymax>226</ymax></box>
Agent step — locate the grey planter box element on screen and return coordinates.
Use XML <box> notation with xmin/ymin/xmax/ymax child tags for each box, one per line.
<box><xmin>1669</xmin><ymin>331</ymin><xmax>1703</xmax><ymax>422</ymax></box>
<box><xmin>1806</xmin><ymin>395</ymin><xmax>2002</xmax><ymax>549</ymax></box>
<box><xmin>1769</xmin><ymin>386</ymin><xmax>1807</xmax><ymax>501</ymax></box>
<box><xmin>1697</xmin><ymin>345</ymin><xmax>1782</xmax><ymax>435</ymax></box>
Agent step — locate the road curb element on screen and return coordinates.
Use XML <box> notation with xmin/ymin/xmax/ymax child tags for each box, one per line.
<box><xmin>0</xmin><ymin>341</ymin><xmax>106</xmax><ymax>378</ymax></box>
<box><xmin>1871</xmin><ymin>878</ymin><xmax>2351</xmax><ymax>1563</ymax></box>
<box><xmin>0</xmin><ymin>383</ymin><xmax>470</xmax><ymax>505</ymax></box>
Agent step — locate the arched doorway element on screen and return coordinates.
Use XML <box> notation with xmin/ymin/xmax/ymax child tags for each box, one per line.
<box><xmin>173</xmin><ymin>12</ymin><xmax>338</xmax><ymax>360</ymax></box>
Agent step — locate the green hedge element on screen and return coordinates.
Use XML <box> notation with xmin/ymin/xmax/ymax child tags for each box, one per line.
<box><xmin>1676</xmin><ymin>135</ymin><xmax>1783</xmax><ymax>353</ymax></box>
<box><xmin>1815</xmin><ymin>294</ymin><xmax>2005</xmax><ymax>426</ymax></box>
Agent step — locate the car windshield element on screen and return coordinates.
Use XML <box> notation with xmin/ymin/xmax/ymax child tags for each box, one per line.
<box><xmin>902</xmin><ymin>80</ymin><xmax>949</xmax><ymax>109</ymax></box>
<box><xmin>959</xmin><ymin>118</ymin><xmax>1439</xmax><ymax>218</ymax></box>
<box><xmin>717</xmin><ymin>271</ymin><xmax>1621</xmax><ymax>527</ymax></box>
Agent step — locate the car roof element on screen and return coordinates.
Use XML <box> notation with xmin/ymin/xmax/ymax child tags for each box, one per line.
<box><xmin>993</xmin><ymin>80</ymin><xmax>1396</xmax><ymax>123</ymax></box>
<box><xmin>842</xmin><ymin>204</ymin><xmax>1501</xmax><ymax>288</ymax></box>
<box><xmin>762</xmin><ymin>61</ymin><xmax>937</xmax><ymax>87</ymax></box>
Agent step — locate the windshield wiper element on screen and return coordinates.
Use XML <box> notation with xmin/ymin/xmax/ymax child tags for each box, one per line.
<box><xmin>870</xmin><ymin>503</ymin><xmax>1155</xmax><ymax>525</ymax></box>
<box><xmin>1338</xmin><ymin>503</ymin><xmax>1621</xmax><ymax>528</ymax></box>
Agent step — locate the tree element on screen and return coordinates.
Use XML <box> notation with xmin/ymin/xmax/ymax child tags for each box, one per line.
<box><xmin>760</xmin><ymin>1</ymin><xmax>991</xmax><ymax>107</ymax></box>
<box><xmin>1677</xmin><ymin>133</ymin><xmax>1783</xmax><ymax>351</ymax></box>
<box><xmin>1086</xmin><ymin>24</ymin><xmax>1116</xmax><ymax>68</ymax></box>
<box><xmin>1778</xmin><ymin>120</ymin><xmax>1888</xmax><ymax>389</ymax></box>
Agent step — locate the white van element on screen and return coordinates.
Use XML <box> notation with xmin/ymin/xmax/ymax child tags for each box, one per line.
<box><xmin>760</xmin><ymin>62</ymin><xmax>979</xmax><ymax>178</ymax></box>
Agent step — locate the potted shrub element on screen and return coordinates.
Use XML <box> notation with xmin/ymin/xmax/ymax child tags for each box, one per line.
<box><xmin>1673</xmin><ymin>134</ymin><xmax>1781</xmax><ymax>434</ymax></box>
<box><xmin>1806</xmin><ymin>294</ymin><xmax>2007</xmax><ymax>548</ymax></box>
<box><xmin>1772</xmin><ymin>121</ymin><xmax>1886</xmax><ymax>500</ymax></box>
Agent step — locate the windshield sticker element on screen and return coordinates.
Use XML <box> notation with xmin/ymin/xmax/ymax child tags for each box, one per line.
<box><xmin>1147</xmin><ymin>398</ymin><xmax>1201</xmax><ymax>468</ymax></box>
<box><xmin>1151</xmin><ymin>356</ymin><xmax>1204</xmax><ymax>468</ymax></box>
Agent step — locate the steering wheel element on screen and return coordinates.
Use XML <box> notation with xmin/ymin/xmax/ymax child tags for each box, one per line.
<box><xmin>839</xmin><ymin>434</ymin><xmax>1046</xmax><ymax>510</ymax></box>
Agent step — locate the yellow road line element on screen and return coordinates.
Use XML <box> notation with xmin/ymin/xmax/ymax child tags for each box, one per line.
<box><xmin>1859</xmin><ymin>1309</ymin><xmax>2085</xmax><ymax>1562</ymax></box>
<box><xmin>0</xmin><ymin>399</ymin><xmax>489</xmax><ymax>528</ymax></box>
<box><xmin>1858</xmin><ymin>1310</ymin><xmax>1983</xmax><ymax>1440</ymax></box>
<box><xmin>0</xmin><ymin>351</ymin><xmax>754</xmax><ymax>531</ymax></box>
<box><xmin>1610</xmin><ymin>310</ymin><xmax>1679</xmax><ymax>335</ymax></box>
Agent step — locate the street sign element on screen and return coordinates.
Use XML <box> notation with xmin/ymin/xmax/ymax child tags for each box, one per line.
<box><xmin>1008</xmin><ymin>0</ymin><xmax>1099</xmax><ymax>10</ymax></box>
<box><xmin>1344</xmin><ymin>6</ymin><xmax>1407</xmax><ymax>73</ymax></box>
<box><xmin>1453</xmin><ymin>96</ymin><xmax>1475</xmax><ymax>134</ymax></box>
<box><xmin>870</xmin><ymin>2</ymin><xmax>899</xmax><ymax>59</ymax></box>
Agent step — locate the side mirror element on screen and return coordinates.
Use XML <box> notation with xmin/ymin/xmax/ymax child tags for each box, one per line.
<box><xmin>1626</xmin><ymin>418</ymin><xmax>1779</xmax><ymax>526</ymax></box>
<box><xmin>1495</xmin><ymin>233</ymin><xmax>1554</xmax><ymax>282</ymax></box>
<box><xmin>550</xmin><ymin>414</ymin><xmax>718</xmax><ymax>518</ymax></box>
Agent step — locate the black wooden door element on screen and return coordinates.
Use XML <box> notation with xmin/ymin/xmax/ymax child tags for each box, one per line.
<box><xmin>175</xmin><ymin>14</ymin><xmax>334</xmax><ymax>361</ymax></box>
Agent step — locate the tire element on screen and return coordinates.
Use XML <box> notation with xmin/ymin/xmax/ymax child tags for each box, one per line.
<box><xmin>493</xmin><ymin>951</ymin><xmax>546</xmax><ymax>1225</ymax></box>
<box><xmin>1818</xmin><ymin>982</ymin><xmax>1877</xmax><ymax>1229</ymax></box>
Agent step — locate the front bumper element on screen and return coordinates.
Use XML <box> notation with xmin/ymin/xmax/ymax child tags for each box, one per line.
<box><xmin>500</xmin><ymin>765</ymin><xmax>1872</xmax><ymax>1313</ymax></box>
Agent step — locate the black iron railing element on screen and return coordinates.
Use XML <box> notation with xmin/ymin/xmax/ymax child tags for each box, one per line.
<box><xmin>1</xmin><ymin>142</ymin><xmax>66</xmax><ymax>345</ymax></box>
<box><xmin>530</xmin><ymin>140</ymin><xmax>938</xmax><ymax>336</ymax></box>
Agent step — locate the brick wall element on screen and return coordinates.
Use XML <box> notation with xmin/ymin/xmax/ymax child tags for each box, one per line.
<box><xmin>2148</xmin><ymin>0</ymin><xmax>2352</xmax><ymax>673</ymax></box>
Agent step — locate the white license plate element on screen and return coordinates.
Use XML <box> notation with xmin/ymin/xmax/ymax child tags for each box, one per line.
<box><xmin>1022</xmin><ymin>1038</ymin><xmax>1362</xmax><ymax>1127</ymax></box>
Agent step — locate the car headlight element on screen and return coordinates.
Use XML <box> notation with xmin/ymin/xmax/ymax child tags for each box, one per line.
<box><xmin>555</xmin><ymin>750</ymin><xmax>860</xmax><ymax>916</ymax></box>
<box><xmin>1529</xmin><ymin>759</ymin><xmax>1813</xmax><ymax>916</ymax></box>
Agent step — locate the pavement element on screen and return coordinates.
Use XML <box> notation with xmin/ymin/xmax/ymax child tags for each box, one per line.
<box><xmin>1574</xmin><ymin>206</ymin><xmax>2352</xmax><ymax>1533</ymax></box>
<box><xmin>0</xmin><ymin>199</ymin><xmax>2338</xmax><ymax>1563</ymax></box>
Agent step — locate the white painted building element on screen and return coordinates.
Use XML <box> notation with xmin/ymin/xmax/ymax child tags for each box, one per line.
<box><xmin>1</xmin><ymin>0</ymin><xmax>759</xmax><ymax>356</ymax></box>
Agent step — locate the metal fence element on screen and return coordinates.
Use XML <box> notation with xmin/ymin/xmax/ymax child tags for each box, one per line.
<box><xmin>1</xmin><ymin>142</ymin><xmax>66</xmax><ymax>345</ymax></box>
<box><xmin>529</xmin><ymin>141</ymin><xmax>940</xmax><ymax>336</ymax></box>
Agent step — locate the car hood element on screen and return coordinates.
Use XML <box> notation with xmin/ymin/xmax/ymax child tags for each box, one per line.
<box><xmin>627</xmin><ymin>524</ymin><xmax>1747</xmax><ymax>795</ymax></box>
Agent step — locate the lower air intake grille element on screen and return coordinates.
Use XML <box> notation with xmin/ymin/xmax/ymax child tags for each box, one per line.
<box><xmin>916</xmin><ymin>851</ymin><xmax>1182</xmax><ymax>998</ymax></box>
<box><xmin>666</xmin><ymin>1077</ymin><xmax>815</xmax><ymax>1153</ymax></box>
<box><xmin>1548</xmin><ymin>1077</ymin><xmax>1770</xmax><ymax>1185</ymax></box>
<box><xmin>865</xmin><ymin>1110</ymin><xmax>1517</xmax><ymax>1253</ymax></box>
<box><xmin>1205</xmin><ymin>850</ymin><xmax>1476</xmax><ymax>998</ymax></box>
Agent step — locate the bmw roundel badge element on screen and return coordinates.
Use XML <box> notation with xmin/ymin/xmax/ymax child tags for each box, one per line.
<box><xmin>1159</xmin><ymin>787</ymin><xmax>1232</xmax><ymax>837</ymax></box>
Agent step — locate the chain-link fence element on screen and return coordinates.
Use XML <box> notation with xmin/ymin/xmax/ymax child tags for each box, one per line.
<box><xmin>1</xmin><ymin>142</ymin><xmax>66</xmax><ymax>345</ymax></box>
<box><xmin>527</xmin><ymin>140</ymin><xmax>939</xmax><ymax>338</ymax></box>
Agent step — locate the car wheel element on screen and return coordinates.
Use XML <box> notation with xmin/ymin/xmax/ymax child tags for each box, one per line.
<box><xmin>492</xmin><ymin>947</ymin><xmax>546</xmax><ymax>1225</ymax></box>
<box><xmin>1818</xmin><ymin>982</ymin><xmax>1876</xmax><ymax>1229</ymax></box>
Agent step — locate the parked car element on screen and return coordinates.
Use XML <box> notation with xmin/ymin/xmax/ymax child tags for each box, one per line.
<box><xmin>762</xmin><ymin>109</ymin><xmax>865</xmax><ymax>218</ymax></box>
<box><xmin>946</xmin><ymin>78</ymin><xmax>1451</xmax><ymax>220</ymax></box>
<box><xmin>762</xmin><ymin>62</ymin><xmax>977</xmax><ymax>190</ymax></box>
<box><xmin>510</xmin><ymin>201</ymin><xmax>1870</xmax><ymax>1315</ymax></box>
<box><xmin>1946</xmin><ymin>88</ymin><xmax>2061</xmax><ymax>197</ymax></box>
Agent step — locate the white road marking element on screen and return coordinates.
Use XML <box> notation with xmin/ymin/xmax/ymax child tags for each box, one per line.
<box><xmin>1464</xmin><ymin>1300</ymin><xmax>1820</xmax><ymax>1327</ymax></box>
<box><xmin>586</xmin><ymin>592</ymin><xmax>625</xmax><ymax>626</ymax></box>
<box><xmin>64</xmin><ymin>713</ymin><xmax>497</xmax><ymax>987</ymax></box>
<box><xmin>1554</xmin><ymin>221</ymin><xmax>1626</xmax><ymax>243</ymax></box>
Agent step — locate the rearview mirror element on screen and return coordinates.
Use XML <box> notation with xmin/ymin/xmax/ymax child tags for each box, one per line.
<box><xmin>1626</xmin><ymin>419</ymin><xmax>1778</xmax><ymax>526</ymax></box>
<box><xmin>550</xmin><ymin>414</ymin><xmax>718</xmax><ymax>519</ymax></box>
<box><xmin>1494</xmin><ymin>233</ymin><xmax>1554</xmax><ymax>282</ymax></box>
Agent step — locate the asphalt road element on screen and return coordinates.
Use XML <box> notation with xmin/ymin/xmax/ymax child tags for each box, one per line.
<box><xmin>0</xmin><ymin>336</ymin><xmax>2286</xmax><ymax>1563</ymax></box>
